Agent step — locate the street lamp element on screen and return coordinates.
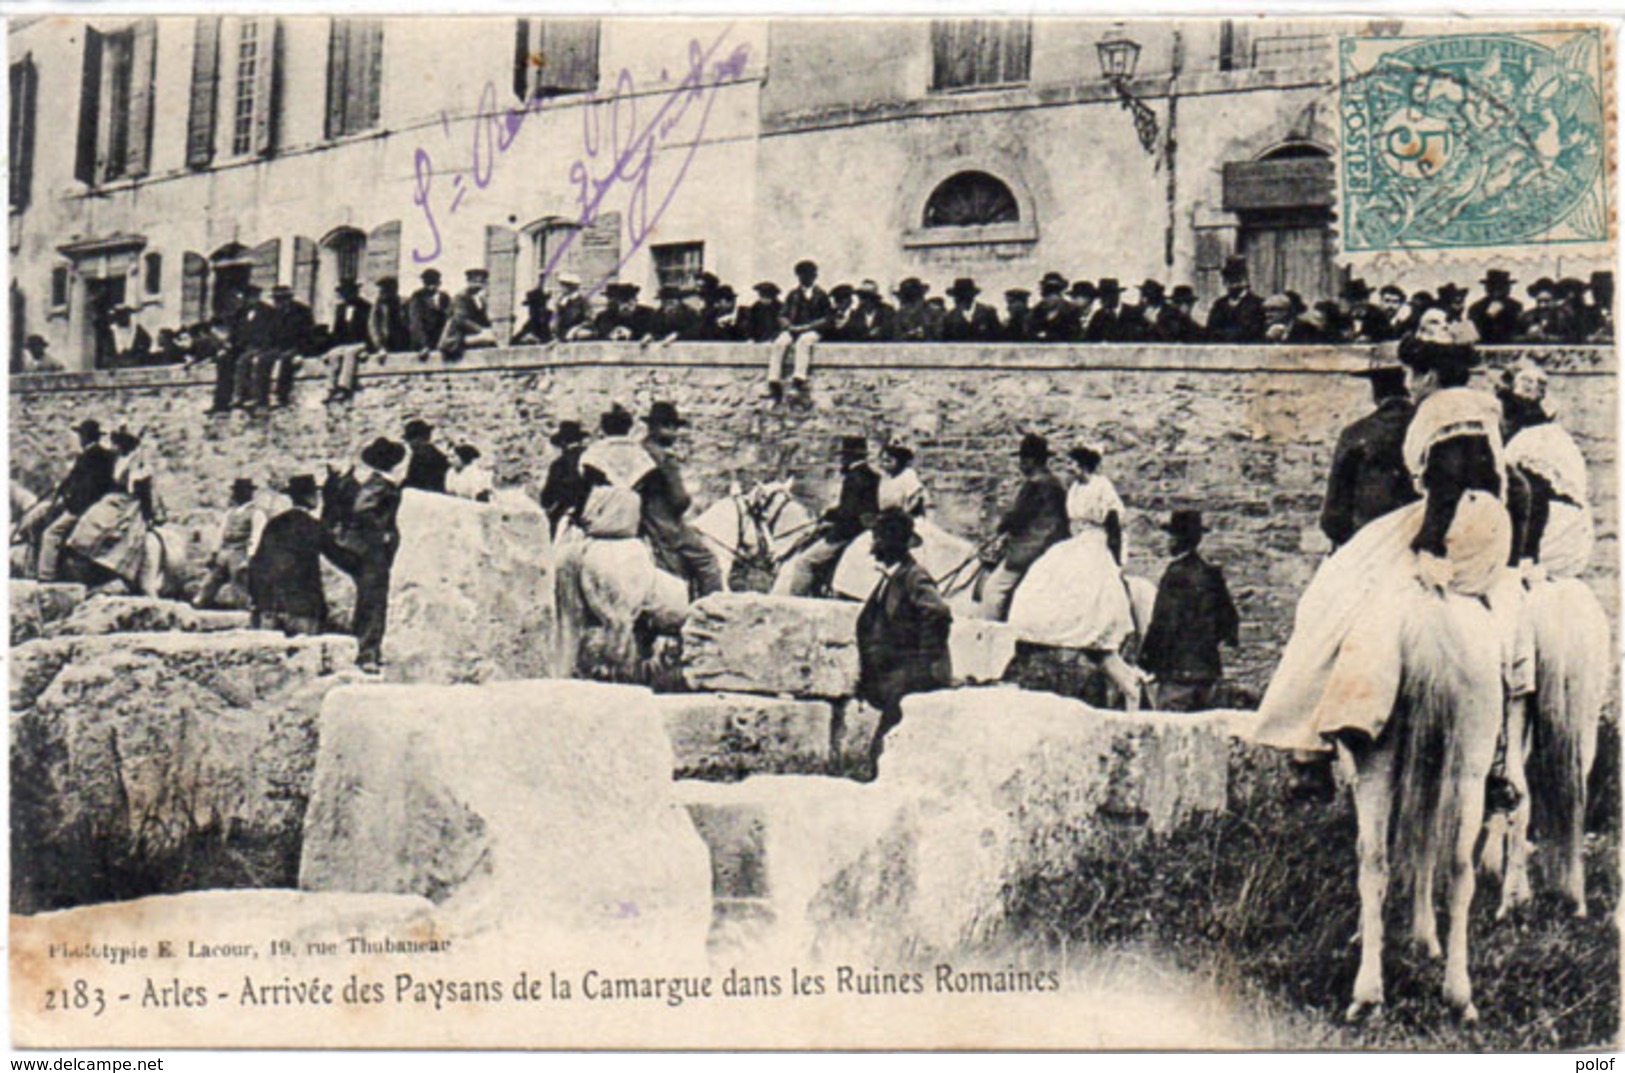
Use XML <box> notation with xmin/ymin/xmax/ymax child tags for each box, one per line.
<box><xmin>1096</xmin><ymin>27</ymin><xmax>1160</xmax><ymax>155</ymax></box>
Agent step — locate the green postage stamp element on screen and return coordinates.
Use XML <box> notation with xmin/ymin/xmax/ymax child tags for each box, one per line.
<box><xmin>1338</xmin><ymin>28</ymin><xmax>1610</xmax><ymax>253</ymax></box>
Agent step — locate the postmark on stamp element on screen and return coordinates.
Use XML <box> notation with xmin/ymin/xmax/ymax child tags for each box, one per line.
<box><xmin>1338</xmin><ymin>29</ymin><xmax>1609</xmax><ymax>254</ymax></box>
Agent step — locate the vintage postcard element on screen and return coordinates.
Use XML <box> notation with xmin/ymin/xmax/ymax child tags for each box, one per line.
<box><xmin>4</xmin><ymin>11</ymin><xmax>1619</xmax><ymax>1053</ymax></box>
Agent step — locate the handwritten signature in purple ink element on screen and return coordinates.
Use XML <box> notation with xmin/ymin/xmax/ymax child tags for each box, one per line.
<box><xmin>547</xmin><ymin>27</ymin><xmax>752</xmax><ymax>298</ymax></box>
<box><xmin>411</xmin><ymin>82</ymin><xmax>553</xmax><ymax>264</ymax></box>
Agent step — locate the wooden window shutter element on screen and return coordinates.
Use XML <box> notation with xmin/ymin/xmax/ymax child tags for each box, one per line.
<box><xmin>181</xmin><ymin>252</ymin><xmax>209</xmax><ymax>325</ymax></box>
<box><xmin>10</xmin><ymin>55</ymin><xmax>38</xmax><ymax>209</ymax></box>
<box><xmin>484</xmin><ymin>225</ymin><xmax>520</xmax><ymax>343</ymax></box>
<box><xmin>535</xmin><ymin>20</ymin><xmax>599</xmax><ymax>96</ymax></box>
<box><xmin>324</xmin><ymin>19</ymin><xmax>348</xmax><ymax>140</ymax></box>
<box><xmin>513</xmin><ymin>20</ymin><xmax>531</xmax><ymax>101</ymax></box>
<box><xmin>186</xmin><ymin>18</ymin><xmax>221</xmax><ymax>169</ymax></box>
<box><xmin>250</xmin><ymin>17</ymin><xmax>281</xmax><ymax>157</ymax></box>
<box><xmin>360</xmin><ymin>21</ymin><xmax>383</xmax><ymax>130</ymax></box>
<box><xmin>75</xmin><ymin>29</ymin><xmax>105</xmax><ymax>185</ymax></box>
<box><xmin>577</xmin><ymin>210</ymin><xmax>621</xmax><ymax>293</ymax></box>
<box><xmin>248</xmin><ymin>238</ymin><xmax>280</xmax><ymax>293</ymax></box>
<box><xmin>365</xmin><ymin>221</ymin><xmax>401</xmax><ymax>283</ymax></box>
<box><xmin>292</xmin><ymin>236</ymin><xmax>318</xmax><ymax>307</ymax></box>
<box><xmin>1000</xmin><ymin>21</ymin><xmax>1031</xmax><ymax>84</ymax></box>
<box><xmin>124</xmin><ymin>18</ymin><xmax>158</xmax><ymax>178</ymax></box>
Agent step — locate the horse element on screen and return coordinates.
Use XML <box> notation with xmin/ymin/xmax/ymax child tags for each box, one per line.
<box><xmin>1342</xmin><ymin>585</ymin><xmax>1503</xmax><ymax>1024</ymax></box>
<box><xmin>690</xmin><ymin>479</ymin><xmax>815</xmax><ymax>592</ymax></box>
<box><xmin>9</xmin><ymin>482</ymin><xmax>173</xmax><ymax>597</ymax></box>
<box><xmin>1484</xmin><ymin>576</ymin><xmax>1610</xmax><ymax>919</ymax></box>
<box><xmin>830</xmin><ymin>516</ymin><xmax>980</xmax><ymax>604</ymax></box>
<box><xmin>553</xmin><ymin>527</ymin><xmax>689</xmax><ymax>682</ymax></box>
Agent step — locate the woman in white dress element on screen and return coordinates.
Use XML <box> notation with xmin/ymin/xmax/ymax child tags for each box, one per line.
<box><xmin>65</xmin><ymin>426</ymin><xmax>161</xmax><ymax>588</ymax></box>
<box><xmin>832</xmin><ymin>443</ymin><xmax>975</xmax><ymax>599</ymax></box>
<box><xmin>1007</xmin><ymin>445</ymin><xmax>1146</xmax><ymax>710</ymax></box>
<box><xmin>1498</xmin><ymin>362</ymin><xmax>1594</xmax><ymax>579</ymax></box>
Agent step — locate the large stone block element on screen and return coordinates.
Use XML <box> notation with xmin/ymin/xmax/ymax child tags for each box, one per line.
<box><xmin>809</xmin><ymin>686</ymin><xmax>1231</xmax><ymax>960</ymax></box>
<box><xmin>656</xmin><ymin>693</ymin><xmax>832</xmax><ymax>780</ymax></box>
<box><xmin>299</xmin><ymin>680</ymin><xmax>712</xmax><ymax>952</ymax></box>
<box><xmin>385</xmin><ymin>489</ymin><xmax>556</xmax><ymax>684</ymax></box>
<box><xmin>682</xmin><ymin>593</ymin><xmax>861</xmax><ymax>697</ymax></box>
<box><xmin>10</xmin><ymin>581</ymin><xmax>87</xmax><ymax>645</ymax></box>
<box><xmin>45</xmin><ymin>595</ymin><xmax>252</xmax><ymax>638</ymax></box>
<box><xmin>10</xmin><ymin>631</ymin><xmax>362</xmax><ymax>914</ymax></box>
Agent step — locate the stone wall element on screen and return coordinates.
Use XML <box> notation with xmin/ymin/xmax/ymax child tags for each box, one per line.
<box><xmin>11</xmin><ymin>342</ymin><xmax>1617</xmax><ymax>694</ymax></box>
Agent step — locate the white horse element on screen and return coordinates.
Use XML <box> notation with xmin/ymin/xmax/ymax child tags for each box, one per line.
<box><xmin>1484</xmin><ymin>577</ymin><xmax>1610</xmax><ymax>919</ymax></box>
<box><xmin>831</xmin><ymin>517</ymin><xmax>980</xmax><ymax>603</ymax></box>
<box><xmin>552</xmin><ymin>528</ymin><xmax>688</xmax><ymax>682</ymax></box>
<box><xmin>691</xmin><ymin>479</ymin><xmax>815</xmax><ymax>592</ymax></box>
<box><xmin>1343</xmin><ymin>586</ymin><xmax>1503</xmax><ymax>1024</ymax></box>
<box><xmin>9</xmin><ymin>482</ymin><xmax>174</xmax><ymax>597</ymax></box>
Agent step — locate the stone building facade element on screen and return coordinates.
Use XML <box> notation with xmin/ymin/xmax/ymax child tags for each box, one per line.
<box><xmin>15</xmin><ymin>15</ymin><xmax>1605</xmax><ymax>372</ymax></box>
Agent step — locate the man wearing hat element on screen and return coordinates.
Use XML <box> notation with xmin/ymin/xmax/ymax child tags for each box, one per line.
<box><xmin>1320</xmin><ymin>354</ymin><xmax>1418</xmax><ymax>548</ymax></box>
<box><xmin>1468</xmin><ymin>270</ymin><xmax>1522</xmax><ymax>344</ymax></box>
<box><xmin>941</xmin><ymin>278</ymin><xmax>999</xmax><ymax>342</ymax></box>
<box><xmin>541</xmin><ymin>420</ymin><xmax>591</xmax><ymax>537</ymax></box>
<box><xmin>341</xmin><ymin>437</ymin><xmax>408</xmax><ymax>671</ymax></box>
<box><xmin>769</xmin><ymin>260</ymin><xmax>833</xmax><ymax>401</ymax></box>
<box><xmin>1083</xmin><ymin>279</ymin><xmax>1129</xmax><ymax>342</ymax></box>
<box><xmin>982</xmin><ymin>433</ymin><xmax>1069</xmax><ymax>621</ymax></box>
<box><xmin>1030</xmin><ymin>274</ymin><xmax>1081</xmax><ymax>342</ymax></box>
<box><xmin>1000</xmin><ymin>288</ymin><xmax>1033</xmax><ymax>342</ymax></box>
<box><xmin>512</xmin><ymin>273</ymin><xmax>553</xmax><ymax>345</ymax></box>
<box><xmin>1116</xmin><ymin>280</ymin><xmax>1161</xmax><ymax>342</ymax></box>
<box><xmin>849</xmin><ymin>281</ymin><xmax>897</xmax><ymax>342</ymax></box>
<box><xmin>652</xmin><ymin>285</ymin><xmax>700</xmax><ymax>344</ymax></box>
<box><xmin>1152</xmin><ymin>285</ymin><xmax>1203</xmax><ymax>342</ymax></box>
<box><xmin>824</xmin><ymin>283</ymin><xmax>858</xmax><ymax>342</ymax></box>
<box><xmin>243</xmin><ymin>283</ymin><xmax>314</xmax><ymax>409</ymax></box>
<box><xmin>401</xmin><ymin>418</ymin><xmax>451</xmax><ymax>494</ymax></box>
<box><xmin>595</xmin><ymin>283</ymin><xmax>655</xmax><ymax>341</ymax></box>
<box><xmin>1137</xmin><ymin>510</ymin><xmax>1239</xmax><ymax>712</ymax></box>
<box><xmin>229</xmin><ymin>283</ymin><xmax>277</xmax><ymax>408</ymax></box>
<box><xmin>324</xmin><ymin>280</ymin><xmax>374</xmax><ymax>403</ymax></box>
<box><xmin>778</xmin><ymin>434</ymin><xmax>882</xmax><ymax>597</ymax></box>
<box><xmin>1342</xmin><ymin>278</ymin><xmax>1390</xmax><ymax>342</ymax></box>
<box><xmin>554</xmin><ymin>275</ymin><xmax>593</xmax><ymax>341</ymax></box>
<box><xmin>368</xmin><ymin>276</ymin><xmax>411</xmax><ymax>355</ymax></box>
<box><xmin>698</xmin><ymin>285</ymin><xmax>742</xmax><ymax>342</ymax></box>
<box><xmin>1519</xmin><ymin>277</ymin><xmax>1580</xmax><ymax>343</ymax></box>
<box><xmin>18</xmin><ymin>334</ymin><xmax>62</xmax><ymax>374</ymax></box>
<box><xmin>37</xmin><ymin>419</ymin><xmax>118</xmax><ymax>582</ymax></box>
<box><xmin>1584</xmin><ymin>271</ymin><xmax>1614</xmax><ymax>342</ymax></box>
<box><xmin>407</xmin><ymin>268</ymin><xmax>451</xmax><ymax>357</ymax></box>
<box><xmin>894</xmin><ymin>278</ymin><xmax>941</xmax><ymax>342</ymax></box>
<box><xmin>638</xmin><ymin>402</ymin><xmax>723</xmax><ymax>597</ymax></box>
<box><xmin>1205</xmin><ymin>256</ymin><xmax>1265</xmax><ymax>343</ymax></box>
<box><xmin>248</xmin><ymin>475</ymin><xmax>334</xmax><ymax>637</ymax></box>
<box><xmin>194</xmin><ymin>477</ymin><xmax>269</xmax><ymax>610</ymax></box>
<box><xmin>437</xmin><ymin>268</ymin><xmax>496</xmax><ymax>360</ymax></box>
<box><xmin>743</xmin><ymin>282</ymin><xmax>783</xmax><ymax>343</ymax></box>
<box><xmin>857</xmin><ymin>508</ymin><xmax>954</xmax><ymax>773</ymax></box>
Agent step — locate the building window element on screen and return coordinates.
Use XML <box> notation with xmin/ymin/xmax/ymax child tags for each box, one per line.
<box><xmin>930</xmin><ymin>20</ymin><xmax>1032</xmax><ymax>91</ymax></box>
<box><xmin>226</xmin><ymin>18</ymin><xmax>280</xmax><ymax>158</ymax></box>
<box><xmin>651</xmin><ymin>243</ymin><xmax>704</xmax><ymax>293</ymax></box>
<box><xmin>9</xmin><ymin>56</ymin><xmax>38</xmax><ymax>210</ymax></box>
<box><xmin>143</xmin><ymin>252</ymin><xmax>163</xmax><ymax>297</ymax></box>
<box><xmin>326</xmin><ymin>18</ymin><xmax>383</xmax><ymax>139</ymax></box>
<box><xmin>74</xmin><ymin>20</ymin><xmax>157</xmax><ymax>186</ymax></box>
<box><xmin>924</xmin><ymin>172</ymin><xmax>1019</xmax><ymax>228</ymax></box>
<box><xmin>50</xmin><ymin>267</ymin><xmax>70</xmax><ymax>313</ymax></box>
<box><xmin>232</xmin><ymin>20</ymin><xmax>261</xmax><ymax>155</ymax></box>
<box><xmin>1220</xmin><ymin>23</ymin><xmax>1327</xmax><ymax>71</ymax></box>
<box><xmin>513</xmin><ymin>19</ymin><xmax>600</xmax><ymax>101</ymax></box>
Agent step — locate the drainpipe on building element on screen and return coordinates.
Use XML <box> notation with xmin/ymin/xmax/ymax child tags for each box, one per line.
<box><xmin>1164</xmin><ymin>30</ymin><xmax>1183</xmax><ymax>269</ymax></box>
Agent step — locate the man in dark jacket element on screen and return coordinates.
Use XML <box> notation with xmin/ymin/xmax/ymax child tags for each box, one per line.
<box><xmin>337</xmin><ymin>437</ymin><xmax>406</xmax><ymax>673</ymax></box>
<box><xmin>369</xmin><ymin>276</ymin><xmax>411</xmax><ymax>354</ymax></box>
<box><xmin>402</xmin><ymin>418</ymin><xmax>451</xmax><ymax>494</ymax></box>
<box><xmin>1320</xmin><ymin>357</ymin><xmax>1418</xmax><ymax>548</ymax></box>
<box><xmin>651</xmin><ymin>285</ymin><xmax>700</xmax><ymax>343</ymax></box>
<box><xmin>894</xmin><ymin>278</ymin><xmax>941</xmax><ymax>341</ymax></box>
<box><xmin>1138</xmin><ymin>510</ymin><xmax>1240</xmax><ymax>712</ymax></box>
<box><xmin>858</xmin><ymin>509</ymin><xmax>953</xmax><ymax>773</ymax></box>
<box><xmin>778</xmin><ymin>435</ymin><xmax>881</xmax><ymax>597</ymax></box>
<box><xmin>554</xmin><ymin>275</ymin><xmax>593</xmax><ymax>341</ymax></box>
<box><xmin>697</xmin><ymin>285</ymin><xmax>742</xmax><ymax>341</ymax></box>
<box><xmin>249</xmin><ymin>474</ymin><xmax>335</xmax><ymax>636</ymax></box>
<box><xmin>743</xmin><ymin>282</ymin><xmax>783</xmax><ymax>343</ymax></box>
<box><xmin>1083</xmin><ymin>278</ymin><xmax>1129</xmax><ymax>342</ymax></box>
<box><xmin>438</xmin><ymin>268</ymin><xmax>496</xmax><ymax>360</ymax></box>
<box><xmin>512</xmin><ymin>274</ymin><xmax>553</xmax><ymax>345</ymax></box>
<box><xmin>941</xmin><ymin>278</ymin><xmax>1000</xmax><ymax>341</ymax></box>
<box><xmin>769</xmin><ymin>259</ymin><xmax>833</xmax><ymax>401</ymax></box>
<box><xmin>407</xmin><ymin>269</ymin><xmax>451</xmax><ymax>357</ymax></box>
<box><xmin>1205</xmin><ymin>257</ymin><xmax>1266</xmax><ymax>343</ymax></box>
<box><xmin>595</xmin><ymin>283</ymin><xmax>656</xmax><ymax>341</ymax></box>
<box><xmin>1001</xmin><ymin>288</ymin><xmax>1033</xmax><ymax>342</ymax></box>
<box><xmin>982</xmin><ymin>433</ymin><xmax>1069</xmax><ymax>621</ymax></box>
<box><xmin>849</xmin><ymin>281</ymin><xmax>897</xmax><ymax>341</ymax></box>
<box><xmin>1465</xmin><ymin>270</ymin><xmax>1521</xmax><ymax>344</ymax></box>
<box><xmin>324</xmin><ymin>280</ymin><xmax>373</xmax><ymax>404</ymax></box>
<box><xmin>636</xmin><ymin>401</ymin><xmax>723</xmax><ymax>598</ymax></box>
<box><xmin>540</xmin><ymin>420</ymin><xmax>590</xmax><ymax>537</ymax></box>
<box><xmin>251</xmin><ymin>284</ymin><xmax>314</xmax><ymax>409</ymax></box>
<box><xmin>1029</xmin><ymin>273</ymin><xmax>1080</xmax><ymax>342</ymax></box>
<box><xmin>37</xmin><ymin>419</ymin><xmax>118</xmax><ymax>581</ymax></box>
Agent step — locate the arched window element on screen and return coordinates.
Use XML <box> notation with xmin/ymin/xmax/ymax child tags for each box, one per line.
<box><xmin>923</xmin><ymin>171</ymin><xmax>1019</xmax><ymax>229</ymax></box>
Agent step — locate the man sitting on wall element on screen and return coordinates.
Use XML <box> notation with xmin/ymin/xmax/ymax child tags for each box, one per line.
<box><xmin>437</xmin><ymin>268</ymin><xmax>497</xmax><ymax>360</ymax></box>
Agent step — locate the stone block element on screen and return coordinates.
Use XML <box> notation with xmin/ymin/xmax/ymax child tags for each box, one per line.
<box><xmin>385</xmin><ymin>489</ymin><xmax>556</xmax><ymax>684</ymax></box>
<box><xmin>10</xmin><ymin>631</ymin><xmax>363</xmax><ymax>914</ymax></box>
<box><xmin>807</xmin><ymin>686</ymin><xmax>1231</xmax><ymax>960</ymax></box>
<box><xmin>656</xmin><ymin>693</ymin><xmax>832</xmax><ymax>780</ymax></box>
<box><xmin>949</xmin><ymin>618</ymin><xmax>1020</xmax><ymax>684</ymax></box>
<box><xmin>45</xmin><ymin>595</ymin><xmax>252</xmax><ymax>638</ymax></box>
<box><xmin>682</xmin><ymin>593</ymin><xmax>861</xmax><ymax>697</ymax></box>
<box><xmin>299</xmin><ymin>680</ymin><xmax>712</xmax><ymax>951</ymax></box>
<box><xmin>10</xmin><ymin>581</ymin><xmax>87</xmax><ymax>645</ymax></box>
